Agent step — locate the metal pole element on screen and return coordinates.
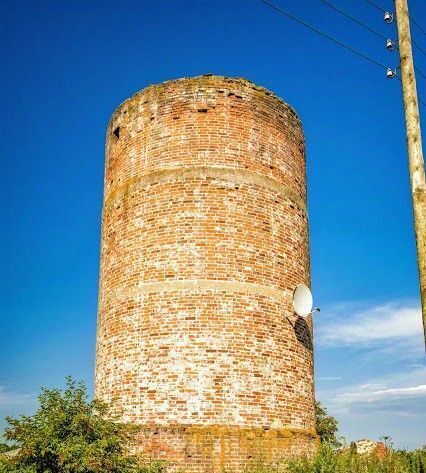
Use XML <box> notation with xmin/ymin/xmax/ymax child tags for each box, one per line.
<box><xmin>394</xmin><ymin>0</ymin><xmax>426</xmax><ymax>351</ymax></box>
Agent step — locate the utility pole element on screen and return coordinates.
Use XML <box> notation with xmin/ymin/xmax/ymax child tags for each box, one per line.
<box><xmin>394</xmin><ymin>0</ymin><xmax>426</xmax><ymax>350</ymax></box>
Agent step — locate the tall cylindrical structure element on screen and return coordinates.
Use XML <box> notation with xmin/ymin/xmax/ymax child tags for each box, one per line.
<box><xmin>95</xmin><ymin>75</ymin><xmax>317</xmax><ymax>471</ymax></box>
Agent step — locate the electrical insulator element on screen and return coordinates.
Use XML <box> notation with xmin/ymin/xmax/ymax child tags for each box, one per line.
<box><xmin>384</xmin><ymin>11</ymin><xmax>394</xmax><ymax>23</ymax></box>
<box><xmin>386</xmin><ymin>39</ymin><xmax>397</xmax><ymax>51</ymax></box>
<box><xmin>386</xmin><ymin>68</ymin><xmax>397</xmax><ymax>78</ymax></box>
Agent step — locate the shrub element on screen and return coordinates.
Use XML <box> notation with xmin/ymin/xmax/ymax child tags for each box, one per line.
<box><xmin>0</xmin><ymin>377</ymin><xmax>164</xmax><ymax>473</ymax></box>
<box><xmin>314</xmin><ymin>401</ymin><xmax>341</xmax><ymax>448</ymax></box>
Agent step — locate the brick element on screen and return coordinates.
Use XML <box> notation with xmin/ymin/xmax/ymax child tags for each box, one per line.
<box><xmin>95</xmin><ymin>75</ymin><xmax>318</xmax><ymax>472</ymax></box>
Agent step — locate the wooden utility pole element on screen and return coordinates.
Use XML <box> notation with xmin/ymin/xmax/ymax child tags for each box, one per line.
<box><xmin>395</xmin><ymin>0</ymin><xmax>426</xmax><ymax>350</ymax></box>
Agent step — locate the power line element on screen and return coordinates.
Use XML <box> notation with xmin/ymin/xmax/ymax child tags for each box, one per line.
<box><xmin>413</xmin><ymin>39</ymin><xmax>426</xmax><ymax>57</ymax></box>
<box><xmin>325</xmin><ymin>0</ymin><xmax>426</xmax><ymax>56</ymax></box>
<box><xmin>321</xmin><ymin>0</ymin><xmax>386</xmax><ymax>40</ymax></box>
<box><xmin>322</xmin><ymin>0</ymin><xmax>426</xmax><ymax>58</ymax></box>
<box><xmin>364</xmin><ymin>0</ymin><xmax>426</xmax><ymax>39</ymax></box>
<box><xmin>258</xmin><ymin>0</ymin><xmax>426</xmax><ymax>108</ymax></box>
<box><xmin>345</xmin><ymin>1</ymin><xmax>426</xmax><ymax>79</ymax></box>
<box><xmin>411</xmin><ymin>18</ymin><xmax>426</xmax><ymax>37</ymax></box>
<box><xmin>364</xmin><ymin>0</ymin><xmax>385</xmax><ymax>13</ymax></box>
<box><xmin>260</xmin><ymin>0</ymin><xmax>426</xmax><ymax>77</ymax></box>
<box><xmin>328</xmin><ymin>0</ymin><xmax>426</xmax><ymax>67</ymax></box>
<box><xmin>415</xmin><ymin>65</ymin><xmax>426</xmax><ymax>80</ymax></box>
<box><xmin>259</xmin><ymin>0</ymin><xmax>388</xmax><ymax>71</ymax></box>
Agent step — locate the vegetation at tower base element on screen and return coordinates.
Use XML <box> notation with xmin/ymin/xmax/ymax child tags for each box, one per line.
<box><xmin>314</xmin><ymin>401</ymin><xmax>341</xmax><ymax>448</ymax></box>
<box><xmin>1</xmin><ymin>379</ymin><xmax>425</xmax><ymax>473</ymax></box>
<box><xmin>244</xmin><ymin>444</ymin><xmax>426</xmax><ymax>473</ymax></box>
<box><xmin>0</xmin><ymin>377</ymin><xmax>162</xmax><ymax>473</ymax></box>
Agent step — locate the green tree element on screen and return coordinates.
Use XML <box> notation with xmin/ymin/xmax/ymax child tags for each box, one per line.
<box><xmin>314</xmin><ymin>401</ymin><xmax>341</xmax><ymax>447</ymax></box>
<box><xmin>0</xmin><ymin>445</ymin><xmax>17</xmax><ymax>455</ymax></box>
<box><xmin>0</xmin><ymin>377</ymin><xmax>158</xmax><ymax>473</ymax></box>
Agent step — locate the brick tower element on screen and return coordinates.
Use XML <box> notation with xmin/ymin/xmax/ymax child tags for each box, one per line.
<box><xmin>95</xmin><ymin>75</ymin><xmax>317</xmax><ymax>471</ymax></box>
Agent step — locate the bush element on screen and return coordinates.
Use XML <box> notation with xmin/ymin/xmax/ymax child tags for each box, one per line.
<box><xmin>0</xmin><ymin>377</ymin><xmax>165</xmax><ymax>473</ymax></box>
<box><xmin>314</xmin><ymin>401</ymin><xmax>341</xmax><ymax>448</ymax></box>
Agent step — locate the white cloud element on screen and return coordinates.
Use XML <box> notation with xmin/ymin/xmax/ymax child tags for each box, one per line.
<box><xmin>315</xmin><ymin>301</ymin><xmax>426</xmax><ymax>449</ymax></box>
<box><xmin>358</xmin><ymin>383</ymin><xmax>387</xmax><ymax>391</ymax></box>
<box><xmin>0</xmin><ymin>386</ymin><xmax>35</xmax><ymax>406</ymax></box>
<box><xmin>318</xmin><ymin>367</ymin><xmax>426</xmax><ymax>414</ymax></box>
<box><xmin>338</xmin><ymin>384</ymin><xmax>426</xmax><ymax>401</ymax></box>
<box><xmin>316</xmin><ymin>301</ymin><xmax>423</xmax><ymax>357</ymax></box>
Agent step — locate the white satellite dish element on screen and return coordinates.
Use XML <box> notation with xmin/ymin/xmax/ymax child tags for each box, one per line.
<box><xmin>293</xmin><ymin>284</ymin><xmax>316</xmax><ymax>318</ymax></box>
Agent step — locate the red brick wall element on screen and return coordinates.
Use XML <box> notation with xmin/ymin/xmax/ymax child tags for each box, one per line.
<box><xmin>95</xmin><ymin>75</ymin><xmax>317</xmax><ymax>471</ymax></box>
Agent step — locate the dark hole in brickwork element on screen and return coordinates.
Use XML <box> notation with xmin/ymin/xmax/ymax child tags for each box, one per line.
<box><xmin>113</xmin><ymin>126</ymin><xmax>120</xmax><ymax>139</ymax></box>
<box><xmin>173</xmin><ymin>116</ymin><xmax>180</xmax><ymax>119</ymax></box>
<box><xmin>294</xmin><ymin>318</ymin><xmax>313</xmax><ymax>351</ymax></box>
<box><xmin>198</xmin><ymin>108</ymin><xmax>208</xmax><ymax>113</ymax></box>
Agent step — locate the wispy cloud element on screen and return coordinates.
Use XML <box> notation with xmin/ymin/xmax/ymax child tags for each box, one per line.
<box><xmin>318</xmin><ymin>367</ymin><xmax>426</xmax><ymax>419</ymax></box>
<box><xmin>316</xmin><ymin>366</ymin><xmax>426</xmax><ymax>449</ymax></box>
<box><xmin>315</xmin><ymin>300</ymin><xmax>425</xmax><ymax>448</ymax></box>
<box><xmin>338</xmin><ymin>384</ymin><xmax>426</xmax><ymax>401</ymax></box>
<box><xmin>0</xmin><ymin>386</ymin><xmax>36</xmax><ymax>406</ymax></box>
<box><xmin>358</xmin><ymin>383</ymin><xmax>387</xmax><ymax>391</ymax></box>
<box><xmin>316</xmin><ymin>301</ymin><xmax>424</xmax><ymax>358</ymax></box>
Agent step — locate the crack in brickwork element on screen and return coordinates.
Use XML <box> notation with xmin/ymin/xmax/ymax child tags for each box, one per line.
<box><xmin>95</xmin><ymin>75</ymin><xmax>317</xmax><ymax>471</ymax></box>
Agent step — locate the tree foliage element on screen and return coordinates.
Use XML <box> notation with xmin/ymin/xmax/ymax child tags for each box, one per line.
<box><xmin>0</xmin><ymin>446</ymin><xmax>17</xmax><ymax>455</ymax></box>
<box><xmin>0</xmin><ymin>377</ymin><xmax>161</xmax><ymax>473</ymax></box>
<box><xmin>314</xmin><ymin>401</ymin><xmax>341</xmax><ymax>447</ymax></box>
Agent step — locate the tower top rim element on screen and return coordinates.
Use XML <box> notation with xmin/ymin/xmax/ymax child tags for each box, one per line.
<box><xmin>108</xmin><ymin>74</ymin><xmax>302</xmax><ymax>128</ymax></box>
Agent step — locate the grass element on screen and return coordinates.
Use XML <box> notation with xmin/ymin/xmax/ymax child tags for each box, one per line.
<box><xmin>2</xmin><ymin>442</ymin><xmax>425</xmax><ymax>472</ymax></box>
<box><xmin>244</xmin><ymin>444</ymin><xmax>426</xmax><ymax>473</ymax></box>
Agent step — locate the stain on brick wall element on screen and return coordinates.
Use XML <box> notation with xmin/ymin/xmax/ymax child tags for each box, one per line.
<box><xmin>95</xmin><ymin>75</ymin><xmax>317</xmax><ymax>471</ymax></box>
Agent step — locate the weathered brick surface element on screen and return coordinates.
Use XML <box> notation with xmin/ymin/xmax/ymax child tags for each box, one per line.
<box><xmin>95</xmin><ymin>75</ymin><xmax>317</xmax><ymax>471</ymax></box>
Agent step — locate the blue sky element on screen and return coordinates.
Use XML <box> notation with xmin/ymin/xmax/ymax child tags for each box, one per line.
<box><xmin>1</xmin><ymin>0</ymin><xmax>425</xmax><ymax>449</ymax></box>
